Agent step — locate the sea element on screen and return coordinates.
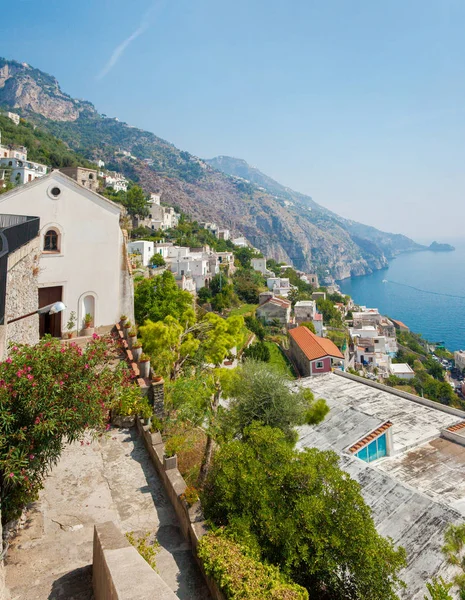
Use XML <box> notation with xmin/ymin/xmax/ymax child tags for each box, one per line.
<box><xmin>338</xmin><ymin>239</ymin><xmax>465</xmax><ymax>352</ymax></box>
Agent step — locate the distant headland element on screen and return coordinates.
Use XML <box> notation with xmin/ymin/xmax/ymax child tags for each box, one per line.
<box><xmin>428</xmin><ymin>241</ymin><xmax>455</xmax><ymax>252</ymax></box>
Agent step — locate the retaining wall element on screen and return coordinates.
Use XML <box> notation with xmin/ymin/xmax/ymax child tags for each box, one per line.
<box><xmin>135</xmin><ymin>417</ymin><xmax>226</xmax><ymax>600</ymax></box>
<box><xmin>92</xmin><ymin>521</ymin><xmax>177</xmax><ymax>600</ymax></box>
<box><xmin>334</xmin><ymin>370</ymin><xmax>465</xmax><ymax>419</ymax></box>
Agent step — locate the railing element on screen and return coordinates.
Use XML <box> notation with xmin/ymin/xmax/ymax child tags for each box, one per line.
<box><xmin>0</xmin><ymin>215</ymin><xmax>40</xmax><ymax>325</ymax></box>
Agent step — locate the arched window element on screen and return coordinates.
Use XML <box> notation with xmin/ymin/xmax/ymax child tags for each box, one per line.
<box><xmin>44</xmin><ymin>229</ymin><xmax>59</xmax><ymax>252</ymax></box>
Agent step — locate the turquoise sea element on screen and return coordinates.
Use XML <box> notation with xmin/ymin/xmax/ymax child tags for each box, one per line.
<box><xmin>338</xmin><ymin>239</ymin><xmax>465</xmax><ymax>352</ymax></box>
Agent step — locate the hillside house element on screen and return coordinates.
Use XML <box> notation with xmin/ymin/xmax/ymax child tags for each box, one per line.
<box><xmin>312</xmin><ymin>291</ymin><xmax>326</xmax><ymax>301</ymax></box>
<box><xmin>0</xmin><ymin>171</ymin><xmax>133</xmax><ymax>337</ymax></box>
<box><xmin>392</xmin><ymin>319</ymin><xmax>410</xmax><ymax>333</ymax></box>
<box><xmin>104</xmin><ymin>171</ymin><xmax>128</xmax><ymax>193</ymax></box>
<box><xmin>455</xmin><ymin>350</ymin><xmax>465</xmax><ymax>371</ymax></box>
<box><xmin>251</xmin><ymin>257</ymin><xmax>273</xmax><ymax>276</ymax></box>
<box><xmin>127</xmin><ymin>240</ymin><xmax>155</xmax><ymax>267</ymax></box>
<box><xmin>289</xmin><ymin>326</ymin><xmax>344</xmax><ymax>376</ymax></box>
<box><xmin>294</xmin><ymin>300</ymin><xmax>316</xmax><ymax>324</ymax></box>
<box><xmin>0</xmin><ymin>132</ymin><xmax>48</xmax><ymax>185</ymax></box>
<box><xmin>59</xmin><ymin>167</ymin><xmax>99</xmax><ymax>192</ymax></box>
<box><xmin>134</xmin><ymin>194</ymin><xmax>179</xmax><ymax>231</ymax></box>
<box><xmin>389</xmin><ymin>363</ymin><xmax>415</xmax><ymax>380</ymax></box>
<box><xmin>312</xmin><ymin>312</ymin><xmax>323</xmax><ymax>336</ymax></box>
<box><xmin>256</xmin><ymin>295</ymin><xmax>291</xmax><ymax>325</ymax></box>
<box><xmin>266</xmin><ymin>277</ymin><xmax>292</xmax><ymax>298</ymax></box>
<box><xmin>216</xmin><ymin>251</ymin><xmax>236</xmax><ymax>274</ymax></box>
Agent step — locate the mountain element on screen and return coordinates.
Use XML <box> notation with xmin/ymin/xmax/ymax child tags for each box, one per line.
<box><xmin>0</xmin><ymin>57</ymin><xmax>425</xmax><ymax>279</ymax></box>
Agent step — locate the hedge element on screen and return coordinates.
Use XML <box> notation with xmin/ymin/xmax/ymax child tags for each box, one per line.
<box><xmin>197</xmin><ymin>532</ymin><xmax>308</xmax><ymax>600</ymax></box>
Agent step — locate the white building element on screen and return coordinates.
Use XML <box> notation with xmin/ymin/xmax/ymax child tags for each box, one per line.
<box><xmin>251</xmin><ymin>257</ymin><xmax>273</xmax><ymax>276</ymax></box>
<box><xmin>294</xmin><ymin>300</ymin><xmax>316</xmax><ymax>324</ymax></box>
<box><xmin>0</xmin><ymin>131</ymin><xmax>48</xmax><ymax>185</ymax></box>
<box><xmin>0</xmin><ymin>171</ymin><xmax>133</xmax><ymax>336</ymax></box>
<box><xmin>232</xmin><ymin>236</ymin><xmax>248</xmax><ymax>248</ymax></box>
<box><xmin>266</xmin><ymin>277</ymin><xmax>292</xmax><ymax>298</ymax></box>
<box><xmin>455</xmin><ymin>351</ymin><xmax>465</xmax><ymax>371</ymax></box>
<box><xmin>216</xmin><ymin>228</ymin><xmax>230</xmax><ymax>241</ymax></box>
<box><xmin>127</xmin><ymin>240</ymin><xmax>155</xmax><ymax>267</ymax></box>
<box><xmin>104</xmin><ymin>171</ymin><xmax>128</xmax><ymax>193</ymax></box>
<box><xmin>390</xmin><ymin>363</ymin><xmax>415</xmax><ymax>380</ymax></box>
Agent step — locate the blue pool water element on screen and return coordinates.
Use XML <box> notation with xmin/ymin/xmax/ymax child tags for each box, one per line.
<box><xmin>338</xmin><ymin>240</ymin><xmax>465</xmax><ymax>351</ymax></box>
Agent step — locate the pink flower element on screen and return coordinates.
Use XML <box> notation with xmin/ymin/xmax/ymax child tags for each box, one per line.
<box><xmin>84</xmin><ymin>364</ymin><xmax>89</xmax><ymax>369</ymax></box>
<box><xmin>12</xmin><ymin>346</ymin><xmax>18</xmax><ymax>351</ymax></box>
<box><xmin>27</xmin><ymin>374</ymin><xmax>34</xmax><ymax>381</ymax></box>
<box><xmin>60</xmin><ymin>347</ymin><xmax>66</xmax><ymax>353</ymax></box>
<box><xmin>92</xmin><ymin>333</ymin><xmax>100</xmax><ymax>340</ymax></box>
<box><xmin>16</xmin><ymin>370</ymin><xmax>22</xmax><ymax>378</ymax></box>
<box><xmin>27</xmin><ymin>366</ymin><xmax>32</xmax><ymax>372</ymax></box>
<box><xmin>29</xmin><ymin>454</ymin><xmax>34</xmax><ymax>460</ymax></box>
<box><xmin>5</xmin><ymin>357</ymin><xmax>12</xmax><ymax>364</ymax></box>
<box><xmin>59</xmin><ymin>381</ymin><xmax>64</xmax><ymax>386</ymax></box>
<box><xmin>8</xmin><ymin>473</ymin><xmax>14</xmax><ymax>478</ymax></box>
<box><xmin>105</xmin><ymin>424</ymin><xmax>111</xmax><ymax>431</ymax></box>
<box><xmin>34</xmin><ymin>417</ymin><xmax>40</xmax><ymax>425</ymax></box>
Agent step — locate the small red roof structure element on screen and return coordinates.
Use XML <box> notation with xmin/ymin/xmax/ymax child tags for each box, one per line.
<box><xmin>313</xmin><ymin>313</ymin><xmax>323</xmax><ymax>321</ymax></box>
<box><xmin>289</xmin><ymin>326</ymin><xmax>344</xmax><ymax>361</ymax></box>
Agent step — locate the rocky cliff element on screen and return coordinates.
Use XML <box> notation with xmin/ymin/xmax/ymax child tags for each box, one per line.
<box><xmin>0</xmin><ymin>57</ymin><xmax>424</xmax><ymax>278</ymax></box>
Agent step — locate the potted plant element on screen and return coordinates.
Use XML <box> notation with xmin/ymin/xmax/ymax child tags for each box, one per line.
<box><xmin>138</xmin><ymin>353</ymin><xmax>151</xmax><ymax>378</ymax></box>
<box><xmin>82</xmin><ymin>313</ymin><xmax>94</xmax><ymax>336</ymax></box>
<box><xmin>163</xmin><ymin>436</ymin><xmax>181</xmax><ymax>470</ymax></box>
<box><xmin>128</xmin><ymin>328</ymin><xmax>137</xmax><ymax>349</ymax></box>
<box><xmin>119</xmin><ymin>314</ymin><xmax>128</xmax><ymax>328</ymax></box>
<box><xmin>132</xmin><ymin>341</ymin><xmax>143</xmax><ymax>361</ymax></box>
<box><xmin>123</xmin><ymin>320</ymin><xmax>131</xmax><ymax>340</ymax></box>
<box><xmin>111</xmin><ymin>386</ymin><xmax>152</xmax><ymax>428</ymax></box>
<box><xmin>64</xmin><ymin>310</ymin><xmax>76</xmax><ymax>339</ymax></box>
<box><xmin>152</xmin><ymin>375</ymin><xmax>163</xmax><ymax>383</ymax></box>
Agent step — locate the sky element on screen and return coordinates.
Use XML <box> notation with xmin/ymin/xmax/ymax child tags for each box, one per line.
<box><xmin>2</xmin><ymin>0</ymin><xmax>465</xmax><ymax>241</ymax></box>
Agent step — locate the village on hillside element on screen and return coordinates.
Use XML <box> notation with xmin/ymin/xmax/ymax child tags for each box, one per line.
<box><xmin>2</xmin><ymin>113</ymin><xmax>465</xmax><ymax>600</ymax></box>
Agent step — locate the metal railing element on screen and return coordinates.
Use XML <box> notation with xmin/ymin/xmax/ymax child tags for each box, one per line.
<box><xmin>0</xmin><ymin>215</ymin><xmax>40</xmax><ymax>325</ymax></box>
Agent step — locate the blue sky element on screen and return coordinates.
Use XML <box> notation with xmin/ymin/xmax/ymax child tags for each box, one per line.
<box><xmin>3</xmin><ymin>0</ymin><xmax>465</xmax><ymax>240</ymax></box>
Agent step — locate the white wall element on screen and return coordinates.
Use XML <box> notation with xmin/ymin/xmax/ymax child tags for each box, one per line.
<box><xmin>0</xmin><ymin>172</ymin><xmax>125</xmax><ymax>333</ymax></box>
<box><xmin>128</xmin><ymin>241</ymin><xmax>154</xmax><ymax>266</ymax></box>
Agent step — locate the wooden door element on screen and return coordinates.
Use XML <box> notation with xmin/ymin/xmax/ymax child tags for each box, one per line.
<box><xmin>39</xmin><ymin>286</ymin><xmax>63</xmax><ymax>338</ymax></box>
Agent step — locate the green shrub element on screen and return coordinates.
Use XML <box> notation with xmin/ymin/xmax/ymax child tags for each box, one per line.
<box><xmin>113</xmin><ymin>385</ymin><xmax>152</xmax><ymax>419</ymax></box>
<box><xmin>164</xmin><ymin>434</ymin><xmax>184</xmax><ymax>457</ymax></box>
<box><xmin>180</xmin><ymin>485</ymin><xmax>199</xmax><ymax>506</ymax></box>
<box><xmin>242</xmin><ymin>341</ymin><xmax>270</xmax><ymax>362</ymax></box>
<box><xmin>126</xmin><ymin>531</ymin><xmax>159</xmax><ymax>570</ymax></box>
<box><xmin>198</xmin><ymin>531</ymin><xmax>308</xmax><ymax>599</ymax></box>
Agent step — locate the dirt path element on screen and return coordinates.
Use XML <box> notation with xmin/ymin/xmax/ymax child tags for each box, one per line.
<box><xmin>5</xmin><ymin>428</ymin><xmax>210</xmax><ymax>600</ymax></box>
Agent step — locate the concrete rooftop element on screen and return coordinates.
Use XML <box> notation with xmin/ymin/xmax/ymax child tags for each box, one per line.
<box><xmin>296</xmin><ymin>373</ymin><xmax>465</xmax><ymax>600</ymax></box>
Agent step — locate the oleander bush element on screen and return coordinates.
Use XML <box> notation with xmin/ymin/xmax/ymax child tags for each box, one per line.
<box><xmin>0</xmin><ymin>335</ymin><xmax>133</xmax><ymax>524</ymax></box>
<box><xmin>197</xmin><ymin>531</ymin><xmax>308</xmax><ymax>600</ymax></box>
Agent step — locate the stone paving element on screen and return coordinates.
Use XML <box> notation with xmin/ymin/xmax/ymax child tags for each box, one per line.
<box><xmin>5</xmin><ymin>428</ymin><xmax>210</xmax><ymax>600</ymax></box>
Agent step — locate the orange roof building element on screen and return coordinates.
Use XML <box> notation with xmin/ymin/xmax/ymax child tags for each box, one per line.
<box><xmin>289</xmin><ymin>326</ymin><xmax>344</xmax><ymax>377</ymax></box>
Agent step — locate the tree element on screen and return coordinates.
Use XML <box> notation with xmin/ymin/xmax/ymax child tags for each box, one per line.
<box><xmin>242</xmin><ymin>341</ymin><xmax>270</xmax><ymax>362</ymax></box>
<box><xmin>424</xmin><ymin>578</ymin><xmax>454</xmax><ymax>600</ymax></box>
<box><xmin>150</xmin><ymin>253</ymin><xmax>165</xmax><ymax>267</ymax></box>
<box><xmin>244</xmin><ymin>315</ymin><xmax>266</xmax><ymax>341</ymax></box>
<box><xmin>202</xmin><ymin>423</ymin><xmax>407</xmax><ymax>600</ymax></box>
<box><xmin>299</xmin><ymin>321</ymin><xmax>316</xmax><ymax>334</ymax></box>
<box><xmin>134</xmin><ymin>271</ymin><xmax>195</xmax><ymax>326</ymax></box>
<box><xmin>224</xmin><ymin>360</ymin><xmax>328</xmax><ymax>441</ymax></box>
<box><xmin>234</xmin><ymin>247</ymin><xmax>257</xmax><ymax>269</ymax></box>
<box><xmin>0</xmin><ymin>336</ymin><xmax>132</xmax><ymax>524</ymax></box>
<box><xmin>139</xmin><ymin>316</ymin><xmax>202</xmax><ymax>380</ymax></box>
<box><xmin>316</xmin><ymin>298</ymin><xmax>343</xmax><ymax>326</ymax></box>
<box><xmin>124</xmin><ymin>185</ymin><xmax>149</xmax><ymax>218</ymax></box>
<box><xmin>233</xmin><ymin>269</ymin><xmax>265</xmax><ymax>304</ymax></box>
<box><xmin>442</xmin><ymin>523</ymin><xmax>465</xmax><ymax>593</ymax></box>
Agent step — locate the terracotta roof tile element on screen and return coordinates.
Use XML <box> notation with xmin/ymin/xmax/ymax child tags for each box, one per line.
<box><xmin>289</xmin><ymin>326</ymin><xmax>344</xmax><ymax>361</ymax></box>
<box><xmin>447</xmin><ymin>421</ymin><xmax>465</xmax><ymax>432</ymax></box>
<box><xmin>349</xmin><ymin>421</ymin><xmax>393</xmax><ymax>453</ymax></box>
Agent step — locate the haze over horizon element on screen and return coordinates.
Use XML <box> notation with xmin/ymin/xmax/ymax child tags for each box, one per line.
<box><xmin>2</xmin><ymin>0</ymin><xmax>465</xmax><ymax>241</ymax></box>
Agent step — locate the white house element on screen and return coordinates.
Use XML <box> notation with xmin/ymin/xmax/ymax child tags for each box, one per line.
<box><xmin>127</xmin><ymin>240</ymin><xmax>155</xmax><ymax>267</ymax></box>
<box><xmin>294</xmin><ymin>300</ymin><xmax>316</xmax><ymax>324</ymax></box>
<box><xmin>104</xmin><ymin>171</ymin><xmax>128</xmax><ymax>193</ymax></box>
<box><xmin>267</xmin><ymin>277</ymin><xmax>292</xmax><ymax>297</ymax></box>
<box><xmin>0</xmin><ymin>171</ymin><xmax>133</xmax><ymax>337</ymax></box>
<box><xmin>0</xmin><ymin>131</ymin><xmax>48</xmax><ymax>185</ymax></box>
<box><xmin>390</xmin><ymin>363</ymin><xmax>415</xmax><ymax>380</ymax></box>
<box><xmin>251</xmin><ymin>257</ymin><xmax>273</xmax><ymax>276</ymax></box>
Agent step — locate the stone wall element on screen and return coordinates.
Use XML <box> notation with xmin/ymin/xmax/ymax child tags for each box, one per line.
<box><xmin>93</xmin><ymin>521</ymin><xmax>178</xmax><ymax>600</ymax></box>
<box><xmin>135</xmin><ymin>418</ymin><xmax>226</xmax><ymax>600</ymax></box>
<box><xmin>0</xmin><ymin>236</ymin><xmax>40</xmax><ymax>359</ymax></box>
<box><xmin>289</xmin><ymin>336</ymin><xmax>311</xmax><ymax>377</ymax></box>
